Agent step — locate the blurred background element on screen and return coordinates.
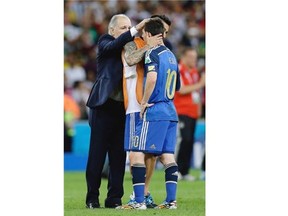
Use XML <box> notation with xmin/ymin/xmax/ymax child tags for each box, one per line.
<box><xmin>64</xmin><ymin>0</ymin><xmax>205</xmax><ymax>172</ymax></box>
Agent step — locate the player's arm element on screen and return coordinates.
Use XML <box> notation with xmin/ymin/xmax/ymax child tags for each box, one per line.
<box><xmin>178</xmin><ymin>72</ymin><xmax>205</xmax><ymax>95</ymax></box>
<box><xmin>140</xmin><ymin>71</ymin><xmax>157</xmax><ymax>118</ymax></box>
<box><xmin>124</xmin><ymin>34</ymin><xmax>162</xmax><ymax>66</ymax></box>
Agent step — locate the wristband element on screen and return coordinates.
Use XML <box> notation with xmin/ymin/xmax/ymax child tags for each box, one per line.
<box><xmin>130</xmin><ymin>26</ymin><xmax>138</xmax><ymax>37</ymax></box>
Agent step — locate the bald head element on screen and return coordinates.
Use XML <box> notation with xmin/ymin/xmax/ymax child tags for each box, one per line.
<box><xmin>108</xmin><ymin>14</ymin><xmax>132</xmax><ymax>38</ymax></box>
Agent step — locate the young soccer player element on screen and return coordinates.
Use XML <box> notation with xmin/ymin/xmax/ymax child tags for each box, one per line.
<box><xmin>121</xmin><ymin>34</ymin><xmax>160</xmax><ymax>208</ymax></box>
<box><xmin>122</xmin><ymin>15</ymin><xmax>173</xmax><ymax>208</ymax></box>
<box><xmin>117</xmin><ymin>18</ymin><xmax>180</xmax><ymax>210</ymax></box>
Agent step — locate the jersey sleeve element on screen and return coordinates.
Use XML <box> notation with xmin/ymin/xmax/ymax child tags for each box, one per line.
<box><xmin>144</xmin><ymin>49</ymin><xmax>159</xmax><ymax>74</ymax></box>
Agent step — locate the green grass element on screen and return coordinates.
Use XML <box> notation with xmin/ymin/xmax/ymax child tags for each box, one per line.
<box><xmin>64</xmin><ymin>169</ymin><xmax>205</xmax><ymax>216</ymax></box>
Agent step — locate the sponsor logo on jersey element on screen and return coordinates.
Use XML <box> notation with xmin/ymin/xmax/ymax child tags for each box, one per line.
<box><xmin>145</xmin><ymin>55</ymin><xmax>151</xmax><ymax>64</ymax></box>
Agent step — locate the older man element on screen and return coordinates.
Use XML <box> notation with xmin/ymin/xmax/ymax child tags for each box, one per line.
<box><xmin>85</xmin><ymin>14</ymin><xmax>148</xmax><ymax>209</ymax></box>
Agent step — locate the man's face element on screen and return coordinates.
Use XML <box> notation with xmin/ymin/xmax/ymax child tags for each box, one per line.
<box><xmin>184</xmin><ymin>50</ymin><xmax>197</xmax><ymax>68</ymax></box>
<box><xmin>163</xmin><ymin>22</ymin><xmax>170</xmax><ymax>38</ymax></box>
<box><xmin>111</xmin><ymin>17</ymin><xmax>132</xmax><ymax>38</ymax></box>
<box><xmin>141</xmin><ymin>29</ymin><xmax>150</xmax><ymax>43</ymax></box>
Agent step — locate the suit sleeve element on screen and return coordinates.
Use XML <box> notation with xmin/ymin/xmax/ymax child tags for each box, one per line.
<box><xmin>98</xmin><ymin>31</ymin><xmax>134</xmax><ymax>55</ymax></box>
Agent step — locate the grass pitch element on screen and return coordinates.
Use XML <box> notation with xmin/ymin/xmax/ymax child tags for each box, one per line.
<box><xmin>64</xmin><ymin>169</ymin><xmax>205</xmax><ymax>216</ymax></box>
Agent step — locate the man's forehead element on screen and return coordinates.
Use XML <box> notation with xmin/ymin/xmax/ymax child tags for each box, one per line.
<box><xmin>117</xmin><ymin>17</ymin><xmax>131</xmax><ymax>24</ymax></box>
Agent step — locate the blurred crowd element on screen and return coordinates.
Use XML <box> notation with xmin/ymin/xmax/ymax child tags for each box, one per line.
<box><xmin>64</xmin><ymin>0</ymin><xmax>205</xmax><ymax>141</ymax></box>
<box><xmin>64</xmin><ymin>0</ymin><xmax>205</xmax><ymax>117</ymax></box>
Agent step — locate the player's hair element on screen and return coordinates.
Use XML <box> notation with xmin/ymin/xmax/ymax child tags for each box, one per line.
<box><xmin>150</xmin><ymin>14</ymin><xmax>171</xmax><ymax>26</ymax></box>
<box><xmin>144</xmin><ymin>18</ymin><xmax>165</xmax><ymax>36</ymax></box>
<box><xmin>108</xmin><ymin>14</ymin><xmax>129</xmax><ymax>34</ymax></box>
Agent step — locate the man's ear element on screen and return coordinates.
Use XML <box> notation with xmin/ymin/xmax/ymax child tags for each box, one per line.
<box><xmin>147</xmin><ymin>32</ymin><xmax>152</xmax><ymax>37</ymax></box>
<box><xmin>110</xmin><ymin>27</ymin><xmax>114</xmax><ymax>36</ymax></box>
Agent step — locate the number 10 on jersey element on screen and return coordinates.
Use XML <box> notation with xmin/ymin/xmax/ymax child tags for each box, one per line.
<box><xmin>165</xmin><ymin>69</ymin><xmax>177</xmax><ymax>99</ymax></box>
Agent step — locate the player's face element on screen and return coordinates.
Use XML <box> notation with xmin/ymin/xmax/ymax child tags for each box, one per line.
<box><xmin>111</xmin><ymin>17</ymin><xmax>132</xmax><ymax>38</ymax></box>
<box><xmin>163</xmin><ymin>22</ymin><xmax>170</xmax><ymax>38</ymax></box>
<box><xmin>142</xmin><ymin>29</ymin><xmax>150</xmax><ymax>42</ymax></box>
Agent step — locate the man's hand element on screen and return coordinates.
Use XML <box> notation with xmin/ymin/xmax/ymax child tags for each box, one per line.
<box><xmin>146</xmin><ymin>33</ymin><xmax>162</xmax><ymax>48</ymax></box>
<box><xmin>140</xmin><ymin>102</ymin><xmax>154</xmax><ymax>119</ymax></box>
<box><xmin>135</xmin><ymin>18</ymin><xmax>150</xmax><ymax>31</ymax></box>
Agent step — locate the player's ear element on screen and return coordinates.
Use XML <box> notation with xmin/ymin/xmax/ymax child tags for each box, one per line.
<box><xmin>147</xmin><ymin>32</ymin><xmax>152</xmax><ymax>37</ymax></box>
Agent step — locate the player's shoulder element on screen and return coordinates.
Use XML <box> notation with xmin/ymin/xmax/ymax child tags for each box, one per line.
<box><xmin>155</xmin><ymin>46</ymin><xmax>175</xmax><ymax>60</ymax></box>
<box><xmin>157</xmin><ymin>46</ymin><xmax>177</xmax><ymax>66</ymax></box>
<box><xmin>145</xmin><ymin>46</ymin><xmax>159</xmax><ymax>64</ymax></box>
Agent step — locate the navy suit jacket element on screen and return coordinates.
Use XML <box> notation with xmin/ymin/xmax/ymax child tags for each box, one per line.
<box><xmin>86</xmin><ymin>30</ymin><xmax>134</xmax><ymax>108</ymax></box>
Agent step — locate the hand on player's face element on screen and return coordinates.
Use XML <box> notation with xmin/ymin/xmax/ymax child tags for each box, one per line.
<box><xmin>146</xmin><ymin>33</ymin><xmax>162</xmax><ymax>48</ymax></box>
<box><xmin>136</xmin><ymin>18</ymin><xmax>150</xmax><ymax>31</ymax></box>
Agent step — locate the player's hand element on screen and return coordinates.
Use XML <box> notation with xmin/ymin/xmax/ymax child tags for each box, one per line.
<box><xmin>140</xmin><ymin>102</ymin><xmax>154</xmax><ymax>119</ymax></box>
<box><xmin>135</xmin><ymin>18</ymin><xmax>150</xmax><ymax>31</ymax></box>
<box><xmin>146</xmin><ymin>33</ymin><xmax>162</xmax><ymax>48</ymax></box>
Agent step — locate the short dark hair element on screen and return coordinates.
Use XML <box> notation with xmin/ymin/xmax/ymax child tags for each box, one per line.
<box><xmin>151</xmin><ymin>14</ymin><xmax>171</xmax><ymax>26</ymax></box>
<box><xmin>144</xmin><ymin>18</ymin><xmax>165</xmax><ymax>36</ymax></box>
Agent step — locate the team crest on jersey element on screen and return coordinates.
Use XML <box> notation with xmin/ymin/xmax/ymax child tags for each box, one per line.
<box><xmin>148</xmin><ymin>65</ymin><xmax>155</xmax><ymax>71</ymax></box>
<box><xmin>145</xmin><ymin>54</ymin><xmax>151</xmax><ymax>64</ymax></box>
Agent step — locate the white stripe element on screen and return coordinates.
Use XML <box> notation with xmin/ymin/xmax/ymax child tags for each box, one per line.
<box><xmin>158</xmin><ymin>49</ymin><xmax>168</xmax><ymax>56</ymax></box>
<box><xmin>142</xmin><ymin>121</ymin><xmax>149</xmax><ymax>150</ymax></box>
<box><xmin>140</xmin><ymin>121</ymin><xmax>148</xmax><ymax>150</ymax></box>
<box><xmin>139</xmin><ymin>121</ymin><xmax>146</xmax><ymax>150</ymax></box>
<box><xmin>133</xmin><ymin>183</ymin><xmax>145</xmax><ymax>186</ymax></box>
<box><xmin>132</xmin><ymin>113</ymin><xmax>135</xmax><ymax>149</ymax></box>
<box><xmin>143</xmin><ymin>121</ymin><xmax>149</xmax><ymax>150</ymax></box>
<box><xmin>165</xmin><ymin>181</ymin><xmax>178</xmax><ymax>184</ymax></box>
<box><xmin>132</xmin><ymin>113</ymin><xmax>135</xmax><ymax>147</ymax></box>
